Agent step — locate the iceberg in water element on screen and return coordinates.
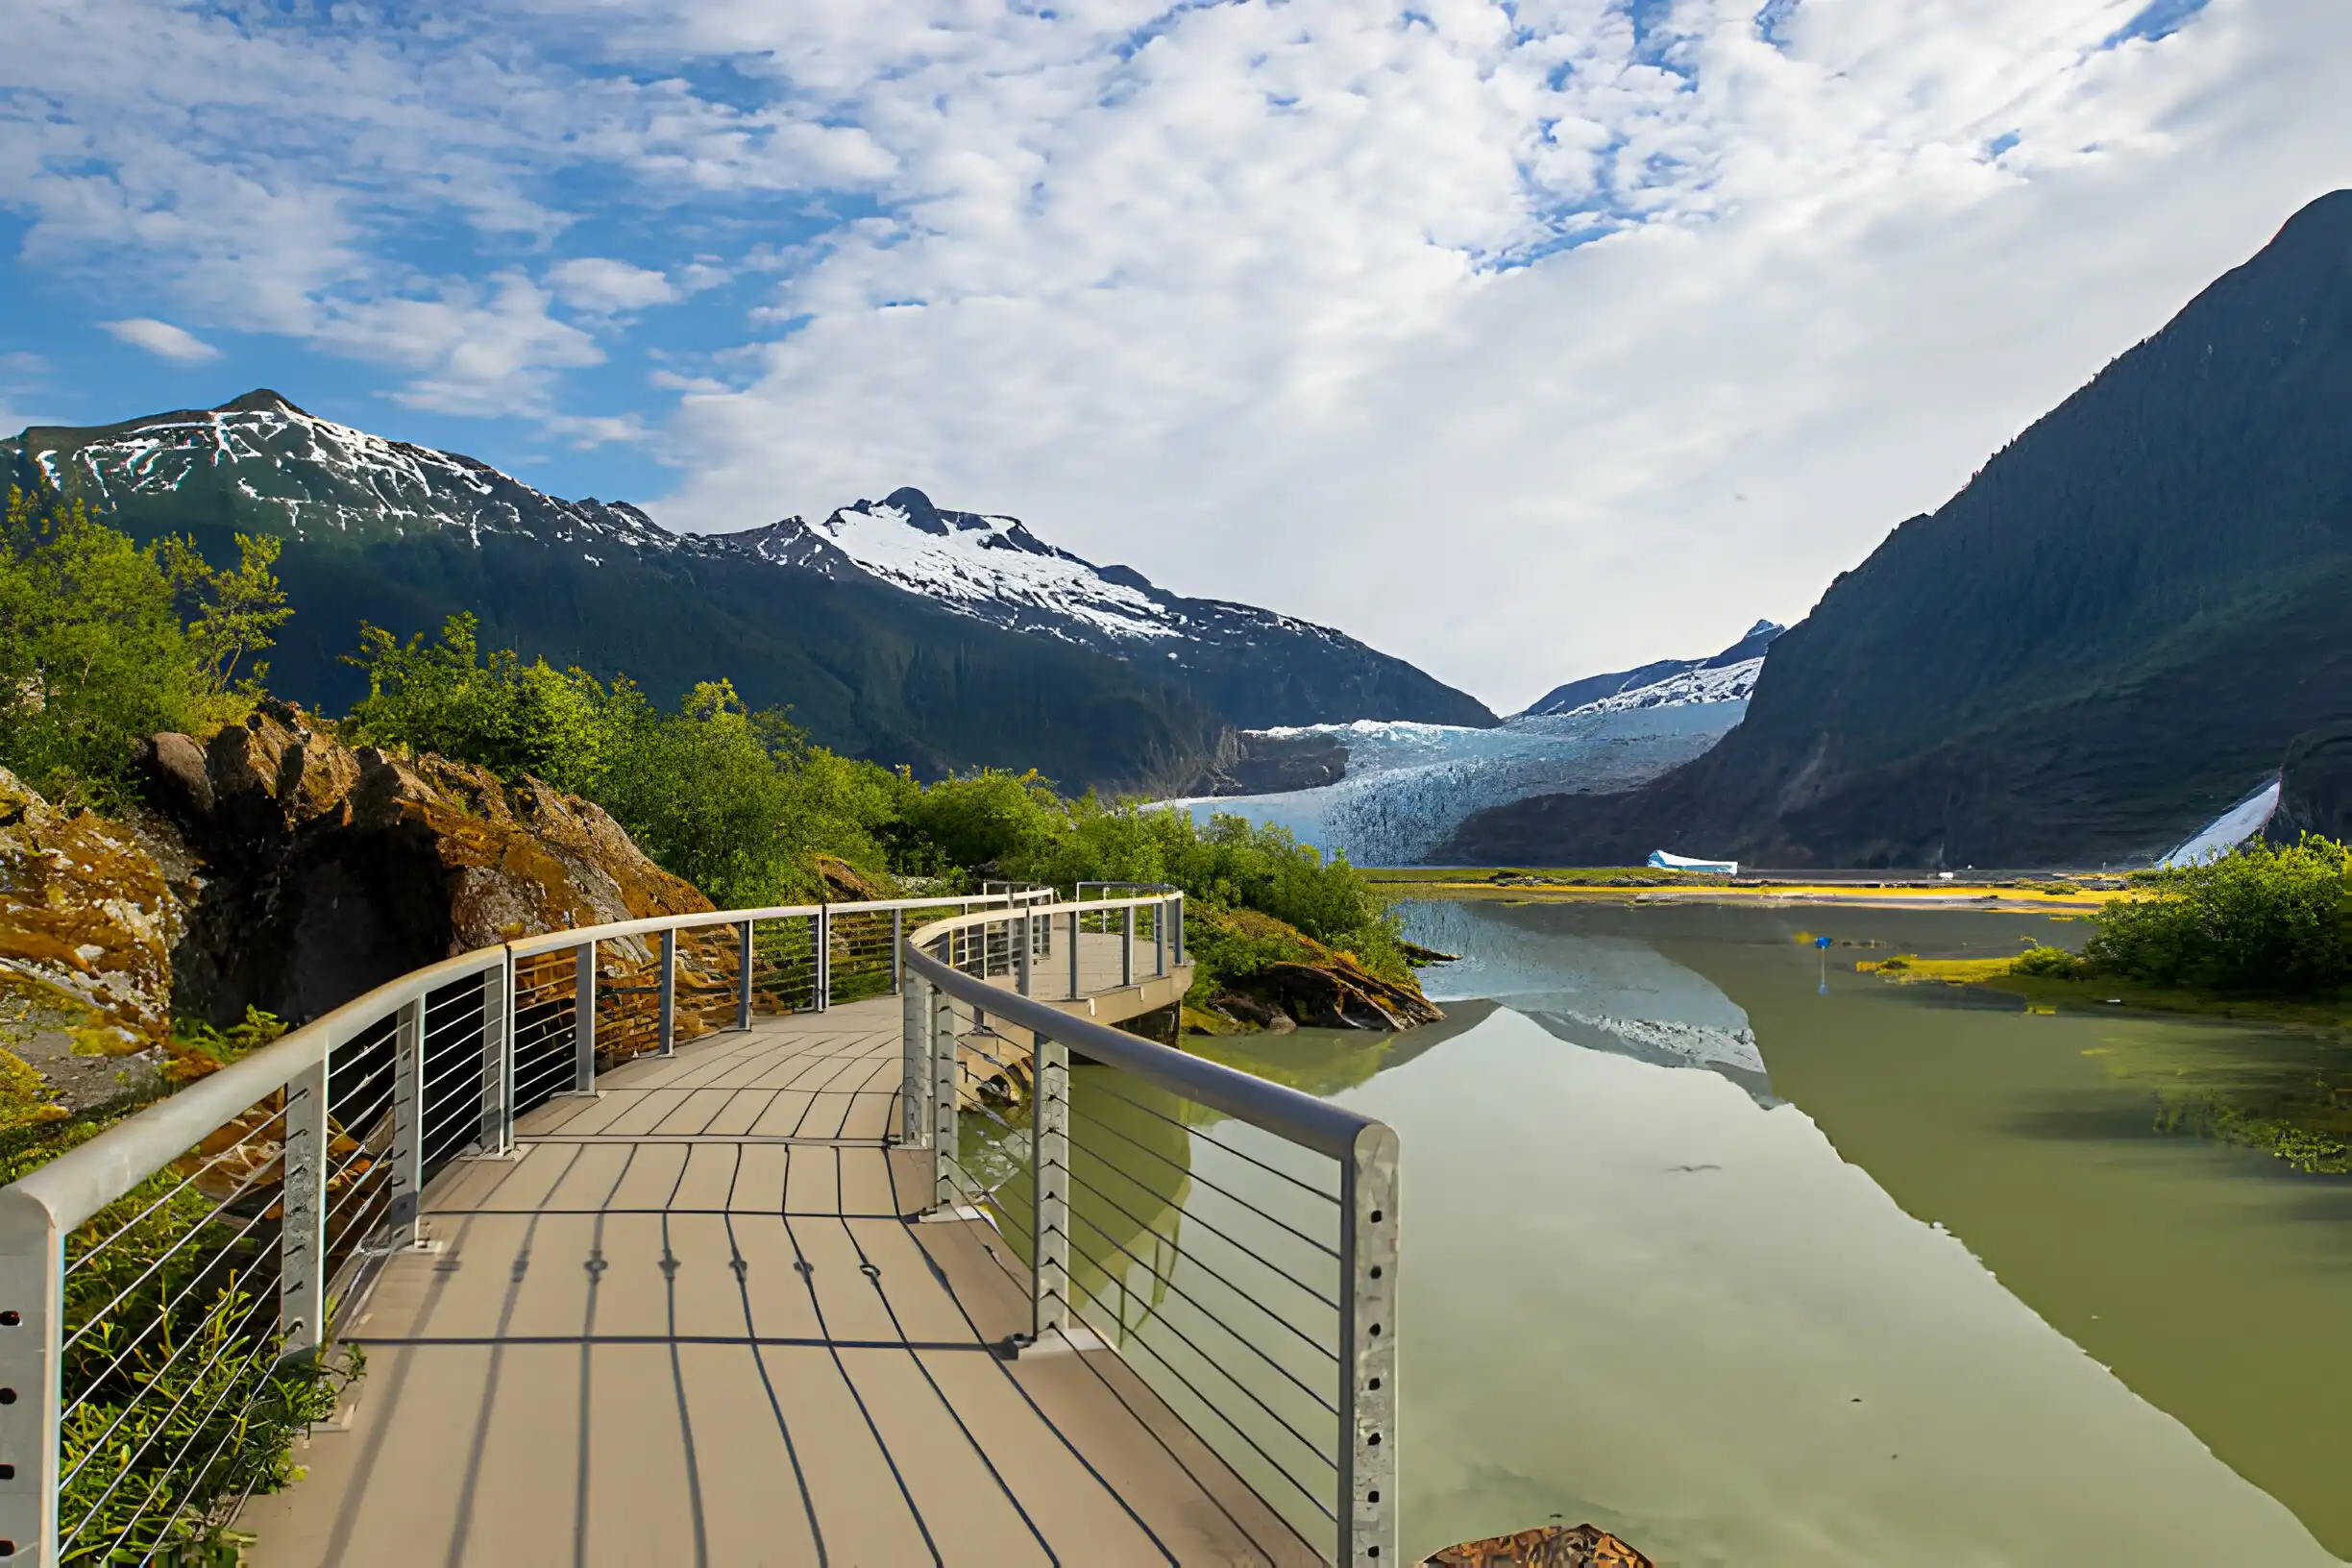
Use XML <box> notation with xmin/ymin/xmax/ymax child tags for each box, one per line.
<box><xmin>1649</xmin><ymin>849</ymin><xmax>1738</xmax><ymax>875</ymax></box>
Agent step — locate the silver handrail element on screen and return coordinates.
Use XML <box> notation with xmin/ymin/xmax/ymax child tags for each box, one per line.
<box><xmin>902</xmin><ymin>900</ymin><xmax>1398</xmax><ymax>1566</ymax></box>
<box><xmin>0</xmin><ymin>887</ymin><xmax>1037</xmax><ymax>1566</ymax></box>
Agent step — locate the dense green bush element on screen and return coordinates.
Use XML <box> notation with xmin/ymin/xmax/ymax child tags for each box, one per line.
<box><xmin>344</xmin><ymin>615</ymin><xmax>912</xmax><ymax>906</ymax></box>
<box><xmin>0</xmin><ymin>488</ymin><xmax>288</xmax><ymax>806</ymax></box>
<box><xmin>344</xmin><ymin>618</ymin><xmax>1409</xmax><ymax>976</ymax></box>
<box><xmin>2087</xmin><ymin>836</ymin><xmax>2352</xmax><ymax>995</ymax></box>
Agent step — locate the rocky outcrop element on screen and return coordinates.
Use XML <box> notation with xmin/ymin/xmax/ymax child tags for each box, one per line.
<box><xmin>1204</xmin><ymin>729</ymin><xmax>1351</xmax><ymax>796</ymax></box>
<box><xmin>1426</xmin><ymin>1524</ymin><xmax>1652</xmax><ymax>1567</ymax></box>
<box><xmin>1187</xmin><ymin>907</ymin><xmax>1443</xmax><ymax>1033</ymax></box>
<box><xmin>140</xmin><ymin>701</ymin><xmax>712</xmax><ymax>1027</ymax></box>
<box><xmin>2265</xmin><ymin>723</ymin><xmax>2352</xmax><ymax>845</ymax></box>
<box><xmin>0</xmin><ymin>768</ymin><xmax>180</xmax><ymax>1114</ymax></box>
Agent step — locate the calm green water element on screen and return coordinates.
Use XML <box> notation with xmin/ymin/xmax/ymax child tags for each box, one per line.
<box><xmin>1351</xmin><ymin>897</ymin><xmax>2352</xmax><ymax>1564</ymax></box>
<box><xmin>974</xmin><ymin>897</ymin><xmax>2352</xmax><ymax>1563</ymax></box>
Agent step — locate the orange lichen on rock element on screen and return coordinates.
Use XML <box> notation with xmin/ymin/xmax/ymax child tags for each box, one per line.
<box><xmin>1425</xmin><ymin>1523</ymin><xmax>1654</xmax><ymax>1568</ymax></box>
<box><xmin>0</xmin><ymin>766</ymin><xmax>179</xmax><ymax>1050</ymax></box>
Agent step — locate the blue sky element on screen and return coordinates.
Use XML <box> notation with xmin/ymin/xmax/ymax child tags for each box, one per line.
<box><xmin>3</xmin><ymin>0</ymin><xmax>2342</xmax><ymax>706</ymax></box>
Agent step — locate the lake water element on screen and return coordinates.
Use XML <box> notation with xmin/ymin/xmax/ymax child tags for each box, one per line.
<box><xmin>1217</xmin><ymin>897</ymin><xmax>2352</xmax><ymax>1564</ymax></box>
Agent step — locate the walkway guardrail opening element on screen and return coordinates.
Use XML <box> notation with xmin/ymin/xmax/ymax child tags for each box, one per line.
<box><xmin>903</xmin><ymin>899</ymin><xmax>1398</xmax><ymax>1566</ymax></box>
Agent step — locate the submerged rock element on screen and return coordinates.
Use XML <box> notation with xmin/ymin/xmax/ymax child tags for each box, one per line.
<box><xmin>1425</xmin><ymin>1523</ymin><xmax>1653</xmax><ymax>1568</ymax></box>
<box><xmin>140</xmin><ymin>701</ymin><xmax>712</xmax><ymax>1027</ymax></box>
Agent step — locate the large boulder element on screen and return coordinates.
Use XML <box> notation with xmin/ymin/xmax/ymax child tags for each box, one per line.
<box><xmin>142</xmin><ymin>702</ymin><xmax>713</xmax><ymax>1027</ymax></box>
<box><xmin>2266</xmin><ymin>722</ymin><xmax>2352</xmax><ymax>845</ymax></box>
<box><xmin>0</xmin><ymin>768</ymin><xmax>179</xmax><ymax>1115</ymax></box>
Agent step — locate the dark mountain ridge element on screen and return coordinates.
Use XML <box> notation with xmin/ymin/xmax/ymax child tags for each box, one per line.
<box><xmin>1444</xmin><ymin>189</ymin><xmax>2352</xmax><ymax>869</ymax></box>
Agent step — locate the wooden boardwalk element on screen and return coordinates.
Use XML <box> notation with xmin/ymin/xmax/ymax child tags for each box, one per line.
<box><xmin>240</xmin><ymin>943</ymin><xmax>1316</xmax><ymax>1567</ymax></box>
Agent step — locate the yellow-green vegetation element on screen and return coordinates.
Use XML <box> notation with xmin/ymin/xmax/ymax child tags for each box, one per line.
<box><xmin>0</xmin><ymin>487</ymin><xmax>289</xmax><ymax>809</ymax></box>
<box><xmin>0</xmin><ymin>1042</ymin><xmax>65</xmax><ymax>1134</ymax></box>
<box><xmin>1858</xmin><ymin>838</ymin><xmax>2352</xmax><ymax>1176</ymax></box>
<box><xmin>1362</xmin><ymin>866</ymin><xmax>1730</xmax><ymax>888</ymax></box>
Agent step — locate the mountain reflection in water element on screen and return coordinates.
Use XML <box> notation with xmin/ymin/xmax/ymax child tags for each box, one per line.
<box><xmin>966</xmin><ymin>897</ymin><xmax>2352</xmax><ymax>1565</ymax></box>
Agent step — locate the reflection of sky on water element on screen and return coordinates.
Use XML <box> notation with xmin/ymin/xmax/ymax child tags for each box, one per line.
<box><xmin>1398</xmin><ymin>898</ymin><xmax>1775</xmax><ymax>1101</ymax></box>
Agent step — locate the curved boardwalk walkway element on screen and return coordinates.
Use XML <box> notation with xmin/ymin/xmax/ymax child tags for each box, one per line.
<box><xmin>241</xmin><ymin>942</ymin><xmax>1316</xmax><ymax>1566</ymax></box>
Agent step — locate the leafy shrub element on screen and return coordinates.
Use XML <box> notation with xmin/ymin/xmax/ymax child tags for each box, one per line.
<box><xmin>2086</xmin><ymin>836</ymin><xmax>2352</xmax><ymax>995</ymax></box>
<box><xmin>2011</xmin><ymin>944</ymin><xmax>2088</xmax><ymax>979</ymax></box>
<box><xmin>344</xmin><ymin>616</ymin><xmax>910</xmax><ymax>906</ymax></box>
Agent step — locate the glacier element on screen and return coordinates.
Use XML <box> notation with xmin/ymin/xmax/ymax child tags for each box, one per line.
<box><xmin>1164</xmin><ymin>698</ymin><xmax>1746</xmax><ymax>866</ymax></box>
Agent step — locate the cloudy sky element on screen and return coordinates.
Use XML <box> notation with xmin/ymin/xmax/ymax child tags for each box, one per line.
<box><xmin>3</xmin><ymin>0</ymin><xmax>2344</xmax><ymax>709</ymax></box>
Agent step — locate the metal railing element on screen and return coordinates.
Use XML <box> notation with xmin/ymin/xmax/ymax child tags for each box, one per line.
<box><xmin>0</xmin><ymin>889</ymin><xmax>1047</xmax><ymax>1566</ymax></box>
<box><xmin>903</xmin><ymin>901</ymin><xmax>1398</xmax><ymax>1567</ymax></box>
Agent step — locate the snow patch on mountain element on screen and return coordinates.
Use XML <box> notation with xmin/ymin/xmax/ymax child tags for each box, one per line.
<box><xmin>2160</xmin><ymin>778</ymin><xmax>2281</xmax><ymax>868</ymax></box>
<box><xmin>22</xmin><ymin>390</ymin><xmax>672</xmax><ymax>551</ymax></box>
<box><xmin>1562</xmin><ymin>655</ymin><xmax>1763</xmax><ymax>714</ymax></box>
<box><xmin>753</xmin><ymin>491</ymin><xmax>1179</xmax><ymax>641</ymax></box>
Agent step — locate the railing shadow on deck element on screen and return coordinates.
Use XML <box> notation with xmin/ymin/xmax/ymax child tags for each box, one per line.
<box><xmin>0</xmin><ymin>883</ymin><xmax>1401</xmax><ymax>1567</ymax></box>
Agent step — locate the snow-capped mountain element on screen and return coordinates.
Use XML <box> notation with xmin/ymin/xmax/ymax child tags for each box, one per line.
<box><xmin>717</xmin><ymin>489</ymin><xmax>1180</xmax><ymax>642</ymax></box>
<box><xmin>711</xmin><ymin>487</ymin><xmax>1496</xmax><ymax>730</ymax></box>
<box><xmin>4</xmin><ymin>390</ymin><xmax>1494</xmax><ymax>758</ymax></box>
<box><xmin>1519</xmin><ymin>619</ymin><xmax>1782</xmax><ymax>718</ymax></box>
<box><xmin>12</xmin><ymin>389</ymin><xmax>673</xmax><ymax>554</ymax></box>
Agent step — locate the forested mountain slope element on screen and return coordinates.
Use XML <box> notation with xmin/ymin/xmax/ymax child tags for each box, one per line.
<box><xmin>3</xmin><ymin>392</ymin><xmax>1223</xmax><ymax>792</ymax></box>
<box><xmin>1445</xmin><ymin>189</ymin><xmax>2352</xmax><ymax>869</ymax></box>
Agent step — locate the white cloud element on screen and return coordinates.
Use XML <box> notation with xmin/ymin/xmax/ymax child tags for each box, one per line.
<box><xmin>100</xmin><ymin>316</ymin><xmax>218</xmax><ymax>362</ymax></box>
<box><xmin>7</xmin><ymin>0</ymin><xmax>2347</xmax><ymax>705</ymax></box>
<box><xmin>548</xmin><ymin>257</ymin><xmax>677</xmax><ymax>313</ymax></box>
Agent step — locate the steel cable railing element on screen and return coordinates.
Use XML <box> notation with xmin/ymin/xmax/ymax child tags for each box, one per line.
<box><xmin>901</xmin><ymin>896</ymin><xmax>1396</xmax><ymax>1568</ymax></box>
<box><xmin>0</xmin><ymin>890</ymin><xmax>1047</xmax><ymax>1565</ymax></box>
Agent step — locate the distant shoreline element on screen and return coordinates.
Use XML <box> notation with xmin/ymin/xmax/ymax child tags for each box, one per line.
<box><xmin>1365</xmin><ymin>869</ymin><xmax>2117</xmax><ymax>914</ymax></box>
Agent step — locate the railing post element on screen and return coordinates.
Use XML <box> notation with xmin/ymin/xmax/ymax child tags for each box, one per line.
<box><xmin>737</xmin><ymin>919</ymin><xmax>755</xmax><ymax>1031</ymax></box>
<box><xmin>1067</xmin><ymin>910</ymin><xmax>1080</xmax><ymax>999</ymax></box>
<box><xmin>1016</xmin><ymin>912</ymin><xmax>1032</xmax><ymax>997</ymax></box>
<box><xmin>930</xmin><ymin>987</ymin><xmax>959</xmax><ymax>1212</ymax></box>
<box><xmin>1032</xmin><ymin>1028</ymin><xmax>1069</xmax><ymax>1337</ymax></box>
<box><xmin>573</xmin><ymin>943</ymin><xmax>598</xmax><ymax>1093</ymax></box>
<box><xmin>390</xmin><ymin>997</ymin><xmax>426</xmax><ymax>1243</ymax></box>
<box><xmin>280</xmin><ymin>1054</ymin><xmax>329</xmax><ymax>1357</ymax></box>
<box><xmin>1339</xmin><ymin>1123</ymin><xmax>1401</xmax><ymax>1566</ymax></box>
<box><xmin>1173</xmin><ymin>893</ymin><xmax>1186</xmax><ymax>966</ymax></box>
<box><xmin>1156</xmin><ymin>895</ymin><xmax>1168</xmax><ymax>976</ymax></box>
<box><xmin>658</xmin><ymin>928</ymin><xmax>677</xmax><ymax>1055</ymax></box>
<box><xmin>816</xmin><ymin>907</ymin><xmax>831</xmax><ymax>1013</ymax></box>
<box><xmin>479</xmin><ymin>956</ymin><xmax>514</xmax><ymax>1155</ymax></box>
<box><xmin>900</xmin><ymin>972</ymin><xmax>932</xmax><ymax>1150</ymax></box>
<box><xmin>892</xmin><ymin>909</ymin><xmax>904</xmax><ymax>995</ymax></box>
<box><xmin>0</xmin><ymin>1189</ymin><xmax>63</xmax><ymax>1566</ymax></box>
<box><xmin>1121</xmin><ymin>904</ymin><xmax>1135</xmax><ymax>988</ymax></box>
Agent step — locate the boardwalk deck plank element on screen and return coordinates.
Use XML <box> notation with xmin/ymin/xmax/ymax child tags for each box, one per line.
<box><xmin>243</xmin><ymin>938</ymin><xmax>1315</xmax><ymax>1568</ymax></box>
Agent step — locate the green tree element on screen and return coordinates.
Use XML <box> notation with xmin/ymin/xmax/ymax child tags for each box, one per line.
<box><xmin>0</xmin><ymin>486</ymin><xmax>287</xmax><ymax>805</ymax></box>
<box><xmin>2088</xmin><ymin>836</ymin><xmax>2352</xmax><ymax>995</ymax></box>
